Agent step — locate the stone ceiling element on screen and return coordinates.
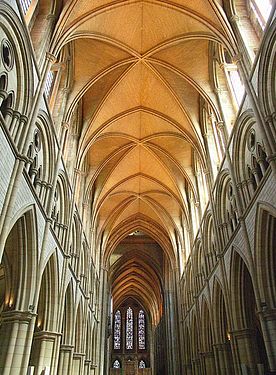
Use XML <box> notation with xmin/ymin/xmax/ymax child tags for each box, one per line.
<box><xmin>51</xmin><ymin>0</ymin><xmax>237</xmax><ymax>314</ymax></box>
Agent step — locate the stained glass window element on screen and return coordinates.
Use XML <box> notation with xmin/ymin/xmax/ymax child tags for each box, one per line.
<box><xmin>126</xmin><ymin>307</ymin><xmax>133</xmax><ymax>349</ymax></box>
<box><xmin>138</xmin><ymin>310</ymin><xmax>146</xmax><ymax>350</ymax></box>
<box><xmin>45</xmin><ymin>71</ymin><xmax>55</xmax><ymax>99</ymax></box>
<box><xmin>113</xmin><ymin>310</ymin><xmax>121</xmax><ymax>350</ymax></box>
<box><xmin>113</xmin><ymin>360</ymin><xmax>121</xmax><ymax>368</ymax></box>
<box><xmin>139</xmin><ymin>360</ymin><xmax>146</xmax><ymax>368</ymax></box>
<box><xmin>20</xmin><ymin>0</ymin><xmax>32</xmax><ymax>14</ymax></box>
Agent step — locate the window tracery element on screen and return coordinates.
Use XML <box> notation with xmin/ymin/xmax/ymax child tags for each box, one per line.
<box><xmin>234</xmin><ymin>119</ymin><xmax>270</xmax><ymax>207</ymax></box>
<box><xmin>138</xmin><ymin>310</ymin><xmax>146</xmax><ymax>350</ymax></box>
<box><xmin>19</xmin><ymin>0</ymin><xmax>32</xmax><ymax>15</ymax></box>
<box><xmin>139</xmin><ymin>359</ymin><xmax>146</xmax><ymax>368</ymax></box>
<box><xmin>126</xmin><ymin>307</ymin><xmax>133</xmax><ymax>350</ymax></box>
<box><xmin>113</xmin><ymin>360</ymin><xmax>121</xmax><ymax>368</ymax></box>
<box><xmin>114</xmin><ymin>310</ymin><xmax>121</xmax><ymax>350</ymax></box>
<box><xmin>45</xmin><ymin>71</ymin><xmax>55</xmax><ymax>99</ymax></box>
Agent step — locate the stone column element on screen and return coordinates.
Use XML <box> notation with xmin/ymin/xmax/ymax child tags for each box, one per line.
<box><xmin>29</xmin><ymin>331</ymin><xmax>61</xmax><ymax>375</ymax></box>
<box><xmin>202</xmin><ymin>351</ymin><xmax>216</xmax><ymax>375</ymax></box>
<box><xmin>213</xmin><ymin>342</ymin><xmax>234</xmax><ymax>375</ymax></box>
<box><xmin>258</xmin><ymin>308</ymin><xmax>276</xmax><ymax>372</ymax></box>
<box><xmin>183</xmin><ymin>363</ymin><xmax>192</xmax><ymax>375</ymax></box>
<box><xmin>91</xmin><ymin>363</ymin><xmax>97</xmax><ymax>375</ymax></box>
<box><xmin>9</xmin><ymin>110</ymin><xmax>20</xmax><ymax>137</ymax></box>
<box><xmin>0</xmin><ymin>310</ymin><xmax>36</xmax><ymax>375</ymax></box>
<box><xmin>191</xmin><ymin>357</ymin><xmax>201</xmax><ymax>375</ymax></box>
<box><xmin>84</xmin><ymin>359</ymin><xmax>92</xmax><ymax>375</ymax></box>
<box><xmin>0</xmin><ymin>90</ymin><xmax>7</xmax><ymax>107</ymax></box>
<box><xmin>4</xmin><ymin>107</ymin><xmax>13</xmax><ymax>129</ymax></box>
<box><xmin>97</xmin><ymin>267</ymin><xmax>109</xmax><ymax>375</ymax></box>
<box><xmin>232</xmin><ymin>328</ymin><xmax>260</xmax><ymax>375</ymax></box>
<box><xmin>57</xmin><ymin>344</ymin><xmax>74</xmax><ymax>374</ymax></box>
<box><xmin>14</xmin><ymin>115</ymin><xmax>28</xmax><ymax>151</ymax></box>
<box><xmin>72</xmin><ymin>352</ymin><xmax>85</xmax><ymax>375</ymax></box>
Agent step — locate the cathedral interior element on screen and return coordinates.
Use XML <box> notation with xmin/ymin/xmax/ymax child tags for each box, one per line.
<box><xmin>0</xmin><ymin>0</ymin><xmax>276</xmax><ymax>374</ymax></box>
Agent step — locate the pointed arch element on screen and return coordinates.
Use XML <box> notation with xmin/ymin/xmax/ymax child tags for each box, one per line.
<box><xmin>0</xmin><ymin>207</ymin><xmax>37</xmax><ymax>311</ymax></box>
<box><xmin>255</xmin><ymin>203</ymin><xmax>276</xmax><ymax>308</ymax></box>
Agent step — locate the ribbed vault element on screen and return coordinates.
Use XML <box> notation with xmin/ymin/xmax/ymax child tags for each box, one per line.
<box><xmin>51</xmin><ymin>0</ymin><xmax>238</xmax><ymax>260</ymax></box>
<box><xmin>109</xmin><ymin>232</ymin><xmax>164</xmax><ymax>325</ymax></box>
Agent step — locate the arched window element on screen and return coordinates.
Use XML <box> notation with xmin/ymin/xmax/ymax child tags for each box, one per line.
<box><xmin>19</xmin><ymin>0</ymin><xmax>32</xmax><ymax>14</ymax></box>
<box><xmin>45</xmin><ymin>70</ymin><xmax>55</xmax><ymax>99</ymax></box>
<box><xmin>19</xmin><ymin>0</ymin><xmax>39</xmax><ymax>28</ymax></box>
<box><xmin>139</xmin><ymin>360</ymin><xmax>146</xmax><ymax>368</ymax></box>
<box><xmin>113</xmin><ymin>310</ymin><xmax>121</xmax><ymax>350</ymax></box>
<box><xmin>126</xmin><ymin>307</ymin><xmax>133</xmax><ymax>350</ymax></box>
<box><xmin>138</xmin><ymin>310</ymin><xmax>146</xmax><ymax>350</ymax></box>
<box><xmin>113</xmin><ymin>360</ymin><xmax>121</xmax><ymax>368</ymax></box>
<box><xmin>223</xmin><ymin>49</ymin><xmax>245</xmax><ymax>108</ymax></box>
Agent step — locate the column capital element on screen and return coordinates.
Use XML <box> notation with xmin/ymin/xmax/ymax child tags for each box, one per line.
<box><xmin>216</xmin><ymin>120</ymin><xmax>225</xmax><ymax>130</ymax></box>
<box><xmin>232</xmin><ymin>53</ymin><xmax>243</xmax><ymax>64</ymax></box>
<box><xmin>59</xmin><ymin>344</ymin><xmax>74</xmax><ymax>351</ymax></box>
<box><xmin>230</xmin><ymin>14</ymin><xmax>240</xmax><ymax>23</ymax></box>
<box><xmin>257</xmin><ymin>307</ymin><xmax>276</xmax><ymax>320</ymax></box>
<box><xmin>213</xmin><ymin>341</ymin><xmax>231</xmax><ymax>351</ymax></box>
<box><xmin>46</xmin><ymin>13</ymin><xmax>56</xmax><ymax>21</ymax></box>
<box><xmin>33</xmin><ymin>330</ymin><xmax>62</xmax><ymax>340</ymax></box>
<box><xmin>230</xmin><ymin>327</ymin><xmax>256</xmax><ymax>338</ymax></box>
<box><xmin>1</xmin><ymin>310</ymin><xmax>36</xmax><ymax>323</ymax></box>
<box><xmin>46</xmin><ymin>52</ymin><xmax>57</xmax><ymax>64</ymax></box>
<box><xmin>0</xmin><ymin>90</ymin><xmax>8</xmax><ymax>100</ymax></box>
<box><xmin>61</xmin><ymin>121</ymin><xmax>70</xmax><ymax>130</ymax></box>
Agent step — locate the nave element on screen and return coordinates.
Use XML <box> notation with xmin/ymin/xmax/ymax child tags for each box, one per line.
<box><xmin>0</xmin><ymin>0</ymin><xmax>276</xmax><ymax>374</ymax></box>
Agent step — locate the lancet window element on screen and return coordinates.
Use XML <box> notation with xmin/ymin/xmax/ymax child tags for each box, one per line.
<box><xmin>126</xmin><ymin>307</ymin><xmax>134</xmax><ymax>350</ymax></box>
<box><xmin>138</xmin><ymin>310</ymin><xmax>146</xmax><ymax>350</ymax></box>
<box><xmin>139</xmin><ymin>360</ymin><xmax>146</xmax><ymax>368</ymax></box>
<box><xmin>249</xmin><ymin>0</ymin><xmax>272</xmax><ymax>30</ymax></box>
<box><xmin>113</xmin><ymin>360</ymin><xmax>121</xmax><ymax>368</ymax></box>
<box><xmin>19</xmin><ymin>0</ymin><xmax>32</xmax><ymax>14</ymax></box>
<box><xmin>113</xmin><ymin>310</ymin><xmax>121</xmax><ymax>350</ymax></box>
<box><xmin>112</xmin><ymin>303</ymin><xmax>148</xmax><ymax>370</ymax></box>
<box><xmin>45</xmin><ymin>71</ymin><xmax>55</xmax><ymax>99</ymax></box>
<box><xmin>112</xmin><ymin>305</ymin><xmax>147</xmax><ymax>352</ymax></box>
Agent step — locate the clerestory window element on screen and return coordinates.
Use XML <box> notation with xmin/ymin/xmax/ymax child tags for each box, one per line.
<box><xmin>45</xmin><ymin>71</ymin><xmax>55</xmax><ymax>99</ymax></box>
<box><xmin>19</xmin><ymin>0</ymin><xmax>32</xmax><ymax>14</ymax></box>
<box><xmin>249</xmin><ymin>0</ymin><xmax>272</xmax><ymax>30</ymax></box>
<box><xmin>223</xmin><ymin>50</ymin><xmax>245</xmax><ymax>108</ymax></box>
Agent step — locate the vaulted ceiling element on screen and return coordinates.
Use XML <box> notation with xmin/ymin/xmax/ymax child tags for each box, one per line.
<box><xmin>52</xmin><ymin>0</ymin><xmax>236</xmax><ymax>267</ymax></box>
<box><xmin>109</xmin><ymin>232</ymin><xmax>163</xmax><ymax>324</ymax></box>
